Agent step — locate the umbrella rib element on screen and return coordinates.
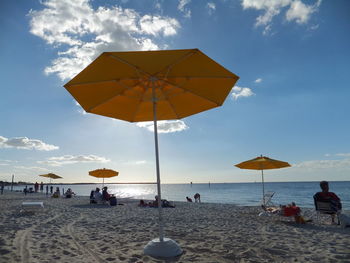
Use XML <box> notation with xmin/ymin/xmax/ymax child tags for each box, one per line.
<box><xmin>85</xmin><ymin>80</ymin><xmax>142</xmax><ymax>112</ymax></box>
<box><xmin>107</xmin><ymin>54</ymin><xmax>151</xmax><ymax>78</ymax></box>
<box><xmin>161</xmin><ymin>78</ymin><xmax>221</xmax><ymax>106</ymax></box>
<box><xmin>160</xmin><ymin>49</ymin><xmax>199</xmax><ymax>79</ymax></box>
<box><xmin>166</xmin><ymin>76</ymin><xmax>236</xmax><ymax>79</ymax></box>
<box><xmin>157</xmin><ymin>83</ymin><xmax>181</xmax><ymax>119</ymax></box>
<box><xmin>65</xmin><ymin>78</ymin><xmax>140</xmax><ymax>87</ymax></box>
<box><xmin>131</xmin><ymin>86</ymin><xmax>149</xmax><ymax>122</ymax></box>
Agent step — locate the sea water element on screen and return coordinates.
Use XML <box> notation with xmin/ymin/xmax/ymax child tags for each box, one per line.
<box><xmin>14</xmin><ymin>181</ymin><xmax>350</xmax><ymax>209</ymax></box>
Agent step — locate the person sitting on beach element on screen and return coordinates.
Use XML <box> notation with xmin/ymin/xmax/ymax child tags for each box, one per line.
<box><xmin>186</xmin><ymin>196</ymin><xmax>193</xmax><ymax>202</ymax></box>
<box><xmin>150</xmin><ymin>195</ymin><xmax>160</xmax><ymax>207</ymax></box>
<box><xmin>90</xmin><ymin>190</ymin><xmax>96</xmax><ymax>203</ymax></box>
<box><xmin>65</xmin><ymin>188</ymin><xmax>75</xmax><ymax>198</ymax></box>
<box><xmin>52</xmin><ymin>187</ymin><xmax>60</xmax><ymax>198</ymax></box>
<box><xmin>93</xmin><ymin>188</ymin><xmax>103</xmax><ymax>203</ymax></box>
<box><xmin>138</xmin><ymin>200</ymin><xmax>148</xmax><ymax>207</ymax></box>
<box><xmin>194</xmin><ymin>193</ymin><xmax>201</xmax><ymax>203</ymax></box>
<box><xmin>162</xmin><ymin>199</ymin><xmax>175</xmax><ymax>208</ymax></box>
<box><xmin>149</xmin><ymin>195</ymin><xmax>175</xmax><ymax>208</ymax></box>
<box><xmin>102</xmin><ymin>186</ymin><xmax>113</xmax><ymax>201</ymax></box>
<box><xmin>314</xmin><ymin>181</ymin><xmax>342</xmax><ymax>223</ymax></box>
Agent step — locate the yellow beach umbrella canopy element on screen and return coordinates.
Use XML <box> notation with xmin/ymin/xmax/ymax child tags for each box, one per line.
<box><xmin>235</xmin><ymin>156</ymin><xmax>291</xmax><ymax>170</ymax></box>
<box><xmin>64</xmin><ymin>49</ymin><xmax>239</xmax><ymax>122</ymax></box>
<box><xmin>39</xmin><ymin>173</ymin><xmax>62</xmax><ymax>179</ymax></box>
<box><xmin>89</xmin><ymin>168</ymin><xmax>119</xmax><ymax>178</ymax></box>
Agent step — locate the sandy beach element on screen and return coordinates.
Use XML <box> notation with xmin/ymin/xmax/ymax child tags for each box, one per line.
<box><xmin>0</xmin><ymin>191</ymin><xmax>349</xmax><ymax>263</ymax></box>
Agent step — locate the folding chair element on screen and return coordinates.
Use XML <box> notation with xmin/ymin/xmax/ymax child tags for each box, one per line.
<box><xmin>261</xmin><ymin>191</ymin><xmax>276</xmax><ymax>207</ymax></box>
<box><xmin>314</xmin><ymin>199</ymin><xmax>341</xmax><ymax>225</ymax></box>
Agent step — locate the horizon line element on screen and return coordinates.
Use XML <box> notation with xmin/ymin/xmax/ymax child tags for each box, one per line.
<box><xmin>3</xmin><ymin>180</ymin><xmax>350</xmax><ymax>185</ymax></box>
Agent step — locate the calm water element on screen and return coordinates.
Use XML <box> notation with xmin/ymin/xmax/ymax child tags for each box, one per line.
<box><xmin>12</xmin><ymin>181</ymin><xmax>350</xmax><ymax>210</ymax></box>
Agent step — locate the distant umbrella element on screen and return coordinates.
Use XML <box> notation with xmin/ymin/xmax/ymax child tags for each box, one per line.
<box><xmin>235</xmin><ymin>155</ymin><xmax>291</xmax><ymax>205</ymax></box>
<box><xmin>39</xmin><ymin>173</ymin><xmax>62</xmax><ymax>184</ymax></box>
<box><xmin>88</xmin><ymin>168</ymin><xmax>118</xmax><ymax>187</ymax></box>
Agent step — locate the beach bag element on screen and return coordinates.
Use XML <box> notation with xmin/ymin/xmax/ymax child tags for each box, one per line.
<box><xmin>109</xmin><ymin>196</ymin><xmax>117</xmax><ymax>206</ymax></box>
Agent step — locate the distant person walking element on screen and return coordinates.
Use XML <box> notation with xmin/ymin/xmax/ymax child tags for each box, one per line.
<box><xmin>24</xmin><ymin>186</ymin><xmax>28</xmax><ymax>195</ymax></box>
<box><xmin>0</xmin><ymin>181</ymin><xmax>4</xmax><ymax>195</ymax></box>
<box><xmin>34</xmin><ymin>182</ymin><xmax>39</xmax><ymax>193</ymax></box>
<box><xmin>40</xmin><ymin>182</ymin><xmax>44</xmax><ymax>193</ymax></box>
<box><xmin>46</xmin><ymin>185</ymin><xmax>49</xmax><ymax>195</ymax></box>
<box><xmin>50</xmin><ymin>186</ymin><xmax>53</xmax><ymax>194</ymax></box>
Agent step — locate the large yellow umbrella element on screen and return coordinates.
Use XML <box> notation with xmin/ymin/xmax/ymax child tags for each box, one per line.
<box><xmin>89</xmin><ymin>168</ymin><xmax>118</xmax><ymax>187</ymax></box>
<box><xmin>235</xmin><ymin>155</ymin><xmax>291</xmax><ymax>205</ymax></box>
<box><xmin>64</xmin><ymin>49</ymin><xmax>239</xmax><ymax>257</ymax></box>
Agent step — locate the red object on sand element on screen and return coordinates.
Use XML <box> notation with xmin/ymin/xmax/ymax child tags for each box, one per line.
<box><xmin>283</xmin><ymin>206</ymin><xmax>300</xmax><ymax>217</ymax></box>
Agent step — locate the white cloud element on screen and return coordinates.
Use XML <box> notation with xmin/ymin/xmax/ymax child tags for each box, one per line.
<box><xmin>241</xmin><ymin>0</ymin><xmax>321</xmax><ymax>34</ymax></box>
<box><xmin>29</xmin><ymin>0</ymin><xmax>180</xmax><ymax>81</ymax></box>
<box><xmin>140</xmin><ymin>15</ymin><xmax>179</xmax><ymax>36</ymax></box>
<box><xmin>137</xmin><ymin>120</ymin><xmax>189</xmax><ymax>133</ymax></box>
<box><xmin>335</xmin><ymin>153</ymin><xmax>350</xmax><ymax>157</ymax></box>
<box><xmin>309</xmin><ymin>24</ymin><xmax>319</xmax><ymax>31</ymax></box>
<box><xmin>178</xmin><ymin>0</ymin><xmax>191</xmax><ymax>18</ymax></box>
<box><xmin>14</xmin><ymin>166</ymin><xmax>50</xmax><ymax>172</ymax></box>
<box><xmin>254</xmin><ymin>78</ymin><xmax>262</xmax><ymax>83</ymax></box>
<box><xmin>38</xmin><ymin>154</ymin><xmax>110</xmax><ymax>166</ymax></box>
<box><xmin>231</xmin><ymin>86</ymin><xmax>254</xmax><ymax>100</ymax></box>
<box><xmin>124</xmin><ymin>160</ymin><xmax>147</xmax><ymax>165</ymax></box>
<box><xmin>286</xmin><ymin>0</ymin><xmax>321</xmax><ymax>24</ymax></box>
<box><xmin>0</xmin><ymin>136</ymin><xmax>59</xmax><ymax>151</ymax></box>
<box><xmin>207</xmin><ymin>2</ymin><xmax>216</xmax><ymax>15</ymax></box>
<box><xmin>293</xmin><ymin>158</ymin><xmax>350</xmax><ymax>170</ymax></box>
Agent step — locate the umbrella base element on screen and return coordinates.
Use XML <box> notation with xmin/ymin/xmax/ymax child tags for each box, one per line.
<box><xmin>144</xmin><ymin>238</ymin><xmax>182</xmax><ymax>258</ymax></box>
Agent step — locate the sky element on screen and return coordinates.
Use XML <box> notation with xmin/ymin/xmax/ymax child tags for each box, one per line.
<box><xmin>0</xmin><ymin>0</ymin><xmax>350</xmax><ymax>184</ymax></box>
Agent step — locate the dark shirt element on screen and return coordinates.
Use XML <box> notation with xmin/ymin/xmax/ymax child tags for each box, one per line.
<box><xmin>102</xmin><ymin>190</ymin><xmax>111</xmax><ymax>201</ymax></box>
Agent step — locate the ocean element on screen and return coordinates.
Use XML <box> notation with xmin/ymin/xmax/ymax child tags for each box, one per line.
<box><xmin>12</xmin><ymin>181</ymin><xmax>350</xmax><ymax>210</ymax></box>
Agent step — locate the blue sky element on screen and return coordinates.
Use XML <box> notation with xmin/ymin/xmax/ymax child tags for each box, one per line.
<box><xmin>1</xmin><ymin>0</ymin><xmax>350</xmax><ymax>184</ymax></box>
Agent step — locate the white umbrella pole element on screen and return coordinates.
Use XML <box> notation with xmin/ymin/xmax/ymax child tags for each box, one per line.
<box><xmin>261</xmin><ymin>169</ymin><xmax>265</xmax><ymax>205</ymax></box>
<box><xmin>152</xmin><ymin>78</ymin><xmax>164</xmax><ymax>242</ymax></box>
<box><xmin>143</xmin><ymin>80</ymin><xmax>183</xmax><ymax>258</ymax></box>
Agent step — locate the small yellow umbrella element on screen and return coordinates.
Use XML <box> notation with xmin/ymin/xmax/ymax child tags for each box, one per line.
<box><xmin>89</xmin><ymin>168</ymin><xmax>118</xmax><ymax>187</ymax></box>
<box><xmin>235</xmin><ymin>155</ymin><xmax>291</xmax><ymax>205</ymax></box>
<box><xmin>39</xmin><ymin>173</ymin><xmax>62</xmax><ymax>183</ymax></box>
<box><xmin>64</xmin><ymin>49</ymin><xmax>239</xmax><ymax>257</ymax></box>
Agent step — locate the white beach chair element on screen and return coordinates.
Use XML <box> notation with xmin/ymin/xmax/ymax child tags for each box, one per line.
<box><xmin>261</xmin><ymin>191</ymin><xmax>276</xmax><ymax>207</ymax></box>
<box><xmin>21</xmin><ymin>201</ymin><xmax>44</xmax><ymax>213</ymax></box>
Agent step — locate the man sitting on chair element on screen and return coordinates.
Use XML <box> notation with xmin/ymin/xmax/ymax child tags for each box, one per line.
<box><xmin>314</xmin><ymin>181</ymin><xmax>342</xmax><ymax>224</ymax></box>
